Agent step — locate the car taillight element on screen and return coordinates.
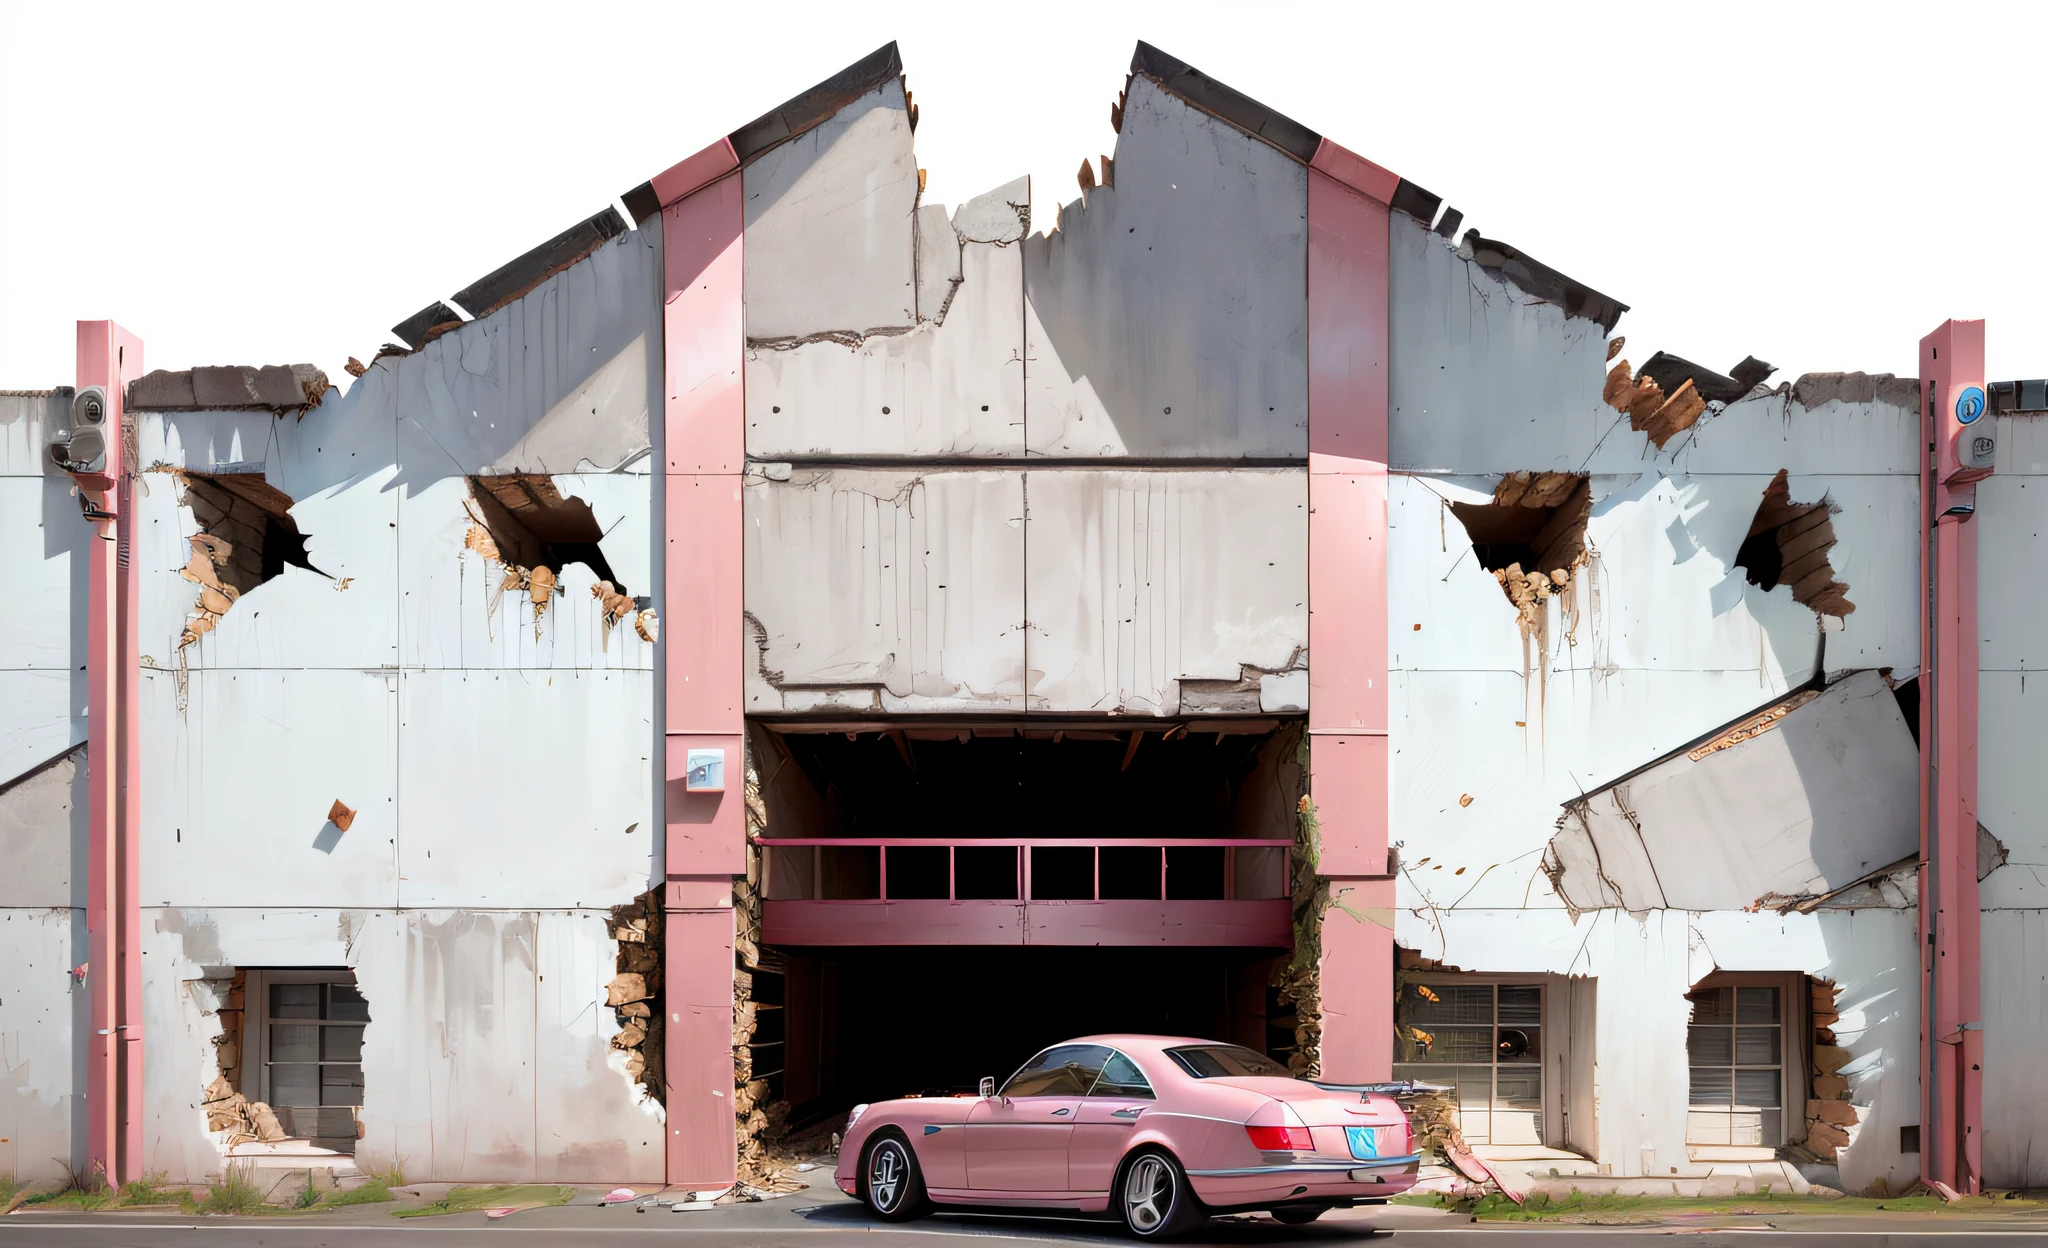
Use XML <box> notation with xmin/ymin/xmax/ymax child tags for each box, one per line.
<box><xmin>1245</xmin><ymin>1125</ymin><xmax>1313</xmax><ymax>1151</ymax></box>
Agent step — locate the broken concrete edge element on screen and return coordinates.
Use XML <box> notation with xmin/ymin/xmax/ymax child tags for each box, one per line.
<box><xmin>451</xmin><ymin>206</ymin><xmax>630</xmax><ymax>325</ymax></box>
<box><xmin>1751</xmin><ymin>853</ymin><xmax>1920</xmax><ymax>916</ymax></box>
<box><xmin>1560</xmin><ymin>670</ymin><xmax>1835</xmax><ymax>812</ymax></box>
<box><xmin>389</xmin><ymin>302</ymin><xmax>466</xmax><ymax>352</ymax></box>
<box><xmin>0</xmin><ymin>740</ymin><xmax>85</xmax><ymax>798</ymax></box>
<box><xmin>606</xmin><ymin>886</ymin><xmax>665</xmax><ymax>1106</ymax></box>
<box><xmin>128</xmin><ymin>364</ymin><xmax>331</xmax><ymax>415</ymax></box>
<box><xmin>1461</xmin><ymin>231</ymin><xmax>1628</xmax><ymax>333</ymax></box>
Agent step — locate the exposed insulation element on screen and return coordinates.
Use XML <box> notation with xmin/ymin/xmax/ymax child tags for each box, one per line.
<box><xmin>606</xmin><ymin>887</ymin><xmax>664</xmax><ymax>1103</ymax></box>
<box><xmin>1603</xmin><ymin>357</ymin><xmax>1709</xmax><ymax>449</ymax></box>
<box><xmin>1449</xmin><ymin>471</ymin><xmax>1592</xmax><ymax>639</ymax></box>
<box><xmin>1794</xmin><ymin>977</ymin><xmax>1857</xmax><ymax>1165</ymax></box>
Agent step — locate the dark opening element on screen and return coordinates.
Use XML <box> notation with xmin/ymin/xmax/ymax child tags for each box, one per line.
<box><xmin>954</xmin><ymin>847</ymin><xmax>1019</xmax><ymax>899</ymax></box>
<box><xmin>182</xmin><ymin>472</ymin><xmax>328</xmax><ymax>597</ymax></box>
<box><xmin>466</xmin><ymin>474</ymin><xmax>625</xmax><ymax>595</ymax></box>
<box><xmin>887</xmin><ymin>846</ymin><xmax>949</xmax><ymax>900</ymax></box>
<box><xmin>774</xmin><ymin>946</ymin><xmax>1281</xmax><ymax>1123</ymax></box>
<box><xmin>1735</xmin><ymin>470</ymin><xmax>1852</xmax><ymax>617</ymax></box>
<box><xmin>768</xmin><ymin>724</ymin><xmax>1295</xmax><ymax>841</ymax></box>
<box><xmin>1448</xmin><ymin>472</ymin><xmax>1591</xmax><ymax>602</ymax></box>
<box><xmin>1735</xmin><ymin>527</ymin><xmax>1784</xmax><ymax>590</ymax></box>
<box><xmin>1030</xmin><ymin>846</ymin><xmax>1094</xmax><ymax>900</ymax></box>
<box><xmin>1892</xmin><ymin>675</ymin><xmax>1921</xmax><ymax>747</ymax></box>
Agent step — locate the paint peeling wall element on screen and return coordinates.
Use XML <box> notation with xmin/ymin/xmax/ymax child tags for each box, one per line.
<box><xmin>0</xmin><ymin>391</ymin><xmax>91</xmax><ymax>1181</ymax></box>
<box><xmin>740</xmin><ymin>77</ymin><xmax>1311</xmax><ymax>718</ymax></box>
<box><xmin>0</xmin><ymin>392</ymin><xmax>91</xmax><ymax>784</ymax></box>
<box><xmin>1388</xmin><ymin>213</ymin><xmax>1922</xmax><ymax>1183</ymax></box>
<box><xmin>1976</xmin><ymin>410</ymin><xmax>2048</xmax><ymax>1185</ymax></box>
<box><xmin>129</xmin><ymin>221</ymin><xmax>666</xmax><ymax>1181</ymax></box>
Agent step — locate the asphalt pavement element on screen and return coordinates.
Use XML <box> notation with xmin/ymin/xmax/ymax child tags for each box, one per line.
<box><xmin>9</xmin><ymin>1175</ymin><xmax>2048</xmax><ymax>1246</ymax></box>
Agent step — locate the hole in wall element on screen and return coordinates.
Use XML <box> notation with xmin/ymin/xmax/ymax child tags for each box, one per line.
<box><xmin>177</xmin><ymin>471</ymin><xmax>329</xmax><ymax>647</ymax></box>
<box><xmin>1734</xmin><ymin>470</ymin><xmax>1853</xmax><ymax>617</ymax></box>
<box><xmin>1449</xmin><ymin>472</ymin><xmax>1591</xmax><ymax>620</ymax></box>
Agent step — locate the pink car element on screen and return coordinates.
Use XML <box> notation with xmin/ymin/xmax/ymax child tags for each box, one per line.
<box><xmin>833</xmin><ymin>1035</ymin><xmax>1419</xmax><ymax>1238</ymax></box>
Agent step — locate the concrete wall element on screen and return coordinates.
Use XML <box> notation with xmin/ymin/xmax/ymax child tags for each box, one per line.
<box><xmin>0</xmin><ymin>390</ymin><xmax>92</xmax><ymax>1182</ymax></box>
<box><xmin>739</xmin><ymin>74</ymin><xmax>1312</xmax><ymax>720</ymax></box>
<box><xmin>1977</xmin><ymin>408</ymin><xmax>2048</xmax><ymax>1186</ymax></box>
<box><xmin>128</xmin><ymin>219</ymin><xmax>666</xmax><ymax>1183</ymax></box>
<box><xmin>1387</xmin><ymin>213</ymin><xmax>1922</xmax><ymax>1184</ymax></box>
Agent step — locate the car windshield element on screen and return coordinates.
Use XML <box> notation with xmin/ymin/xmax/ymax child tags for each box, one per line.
<box><xmin>1165</xmin><ymin>1044</ymin><xmax>1294</xmax><ymax>1079</ymax></box>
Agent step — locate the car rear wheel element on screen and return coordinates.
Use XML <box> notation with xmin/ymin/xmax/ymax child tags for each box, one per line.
<box><xmin>861</xmin><ymin>1132</ymin><xmax>928</xmax><ymax>1221</ymax></box>
<box><xmin>1272</xmin><ymin>1205</ymin><xmax>1327</xmax><ymax>1224</ymax></box>
<box><xmin>1118</xmin><ymin>1148</ymin><xmax>1203</xmax><ymax>1239</ymax></box>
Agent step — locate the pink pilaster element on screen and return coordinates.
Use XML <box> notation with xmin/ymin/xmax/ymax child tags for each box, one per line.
<box><xmin>77</xmin><ymin>320</ymin><xmax>143</xmax><ymax>1183</ymax></box>
<box><xmin>659</xmin><ymin>149</ymin><xmax>745</xmax><ymax>1189</ymax></box>
<box><xmin>1918</xmin><ymin>319</ymin><xmax>1986</xmax><ymax>1193</ymax></box>
<box><xmin>1306</xmin><ymin>143</ymin><xmax>1395</xmax><ymax>1081</ymax></box>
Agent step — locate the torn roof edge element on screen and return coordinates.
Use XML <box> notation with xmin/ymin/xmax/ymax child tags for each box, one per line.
<box><xmin>1461</xmin><ymin>231</ymin><xmax>1628</xmax><ymax>333</ymax></box>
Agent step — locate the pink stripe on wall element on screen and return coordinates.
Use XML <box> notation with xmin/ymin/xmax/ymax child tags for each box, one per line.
<box><xmin>660</xmin><ymin>166</ymin><xmax>745</xmax><ymax>1189</ymax></box>
<box><xmin>1306</xmin><ymin>163</ymin><xmax>1395</xmax><ymax>1082</ymax></box>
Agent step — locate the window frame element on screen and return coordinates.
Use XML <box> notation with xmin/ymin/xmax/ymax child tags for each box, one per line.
<box><xmin>1085</xmin><ymin>1048</ymin><xmax>1157</xmax><ymax>1100</ymax></box>
<box><xmin>245</xmin><ymin>967</ymin><xmax>368</xmax><ymax>1147</ymax></box>
<box><xmin>1683</xmin><ymin>970</ymin><xmax>1808</xmax><ymax>1159</ymax></box>
<box><xmin>1391</xmin><ymin>974</ymin><xmax>1556</xmax><ymax>1150</ymax></box>
<box><xmin>999</xmin><ymin>1043</ymin><xmax>1113</xmax><ymax>1098</ymax></box>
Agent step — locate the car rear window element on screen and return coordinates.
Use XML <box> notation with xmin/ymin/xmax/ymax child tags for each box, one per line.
<box><xmin>1165</xmin><ymin>1044</ymin><xmax>1293</xmax><ymax>1079</ymax></box>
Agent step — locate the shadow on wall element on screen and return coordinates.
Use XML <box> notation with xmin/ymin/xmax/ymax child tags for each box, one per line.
<box><xmin>1600</xmin><ymin>472</ymin><xmax>1827</xmax><ymax>690</ymax></box>
<box><xmin>1021</xmin><ymin>75</ymin><xmax>1309</xmax><ymax>460</ymax></box>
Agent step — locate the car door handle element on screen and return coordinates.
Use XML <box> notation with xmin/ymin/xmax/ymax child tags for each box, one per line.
<box><xmin>1051</xmin><ymin>1108</ymin><xmax>1070</xmax><ymax>1116</ymax></box>
<box><xmin>1111</xmin><ymin>1108</ymin><xmax>1142</xmax><ymax>1119</ymax></box>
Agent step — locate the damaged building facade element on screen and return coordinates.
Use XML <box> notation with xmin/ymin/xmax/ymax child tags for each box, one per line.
<box><xmin>2</xmin><ymin>39</ymin><xmax>2041</xmax><ymax>1199</ymax></box>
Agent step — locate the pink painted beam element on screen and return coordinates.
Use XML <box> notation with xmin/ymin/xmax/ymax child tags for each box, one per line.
<box><xmin>652</xmin><ymin>138</ymin><xmax>740</xmax><ymax>210</ymax></box>
<box><xmin>659</xmin><ymin>164</ymin><xmax>744</xmax><ymax>1190</ymax></box>
<box><xmin>1317</xmin><ymin>878</ymin><xmax>1395</xmax><ymax>1081</ymax></box>
<box><xmin>77</xmin><ymin>320</ymin><xmax>144</xmax><ymax>1184</ymax></box>
<box><xmin>1918</xmin><ymin>319</ymin><xmax>1986</xmax><ymax>1194</ymax></box>
<box><xmin>664</xmin><ymin>907</ymin><xmax>736</xmax><ymax>1187</ymax></box>
<box><xmin>1307</xmin><ymin>156</ymin><xmax>1393</xmax><ymax>1081</ymax></box>
<box><xmin>760</xmin><ymin>899</ymin><xmax>1292</xmax><ymax>948</ymax></box>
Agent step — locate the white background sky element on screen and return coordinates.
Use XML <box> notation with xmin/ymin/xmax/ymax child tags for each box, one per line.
<box><xmin>3</xmin><ymin>1</ymin><xmax>2042</xmax><ymax>390</ymax></box>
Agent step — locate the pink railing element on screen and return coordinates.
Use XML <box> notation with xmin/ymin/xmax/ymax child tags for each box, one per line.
<box><xmin>755</xmin><ymin>837</ymin><xmax>1291</xmax><ymax>904</ymax></box>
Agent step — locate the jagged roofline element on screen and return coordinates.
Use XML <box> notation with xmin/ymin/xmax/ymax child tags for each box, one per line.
<box><xmin>399</xmin><ymin>38</ymin><xmax>1625</xmax><ymax>353</ymax></box>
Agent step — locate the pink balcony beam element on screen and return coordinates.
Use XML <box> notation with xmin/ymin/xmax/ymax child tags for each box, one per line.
<box><xmin>1307</xmin><ymin>147</ymin><xmax>1395</xmax><ymax>1081</ymax></box>
<box><xmin>760</xmin><ymin>899</ymin><xmax>1292</xmax><ymax>948</ymax></box>
<box><xmin>1918</xmin><ymin>319</ymin><xmax>1987</xmax><ymax>1193</ymax></box>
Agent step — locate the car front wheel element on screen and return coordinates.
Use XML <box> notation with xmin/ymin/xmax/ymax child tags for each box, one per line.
<box><xmin>1118</xmin><ymin>1148</ymin><xmax>1203</xmax><ymax>1239</ymax></box>
<box><xmin>861</xmin><ymin>1132</ymin><xmax>928</xmax><ymax>1221</ymax></box>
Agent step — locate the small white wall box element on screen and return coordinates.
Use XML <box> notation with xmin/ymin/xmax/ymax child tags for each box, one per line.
<box><xmin>685</xmin><ymin>749</ymin><xmax>726</xmax><ymax>793</ymax></box>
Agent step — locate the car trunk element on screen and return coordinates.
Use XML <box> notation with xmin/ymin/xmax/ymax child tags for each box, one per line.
<box><xmin>1218</xmin><ymin>1076</ymin><xmax>1413</xmax><ymax>1159</ymax></box>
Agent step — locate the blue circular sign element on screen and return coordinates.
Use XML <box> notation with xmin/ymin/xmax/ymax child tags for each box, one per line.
<box><xmin>1957</xmin><ymin>386</ymin><xmax>1986</xmax><ymax>425</ymax></box>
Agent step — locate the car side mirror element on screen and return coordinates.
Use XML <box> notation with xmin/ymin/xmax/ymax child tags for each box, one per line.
<box><xmin>979</xmin><ymin>1077</ymin><xmax>995</xmax><ymax>1098</ymax></box>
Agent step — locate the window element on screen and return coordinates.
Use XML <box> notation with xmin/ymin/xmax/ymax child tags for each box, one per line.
<box><xmin>1163</xmin><ymin>1044</ymin><xmax>1292</xmax><ymax>1080</ymax></box>
<box><xmin>1687</xmin><ymin>985</ymin><xmax>1784</xmax><ymax>1147</ymax></box>
<box><xmin>1088</xmin><ymin>1050</ymin><xmax>1155</xmax><ymax>1099</ymax></box>
<box><xmin>1393</xmin><ymin>982</ymin><xmax>1543</xmax><ymax>1146</ymax></box>
<box><xmin>1002</xmin><ymin>1044</ymin><xmax>1110</xmax><ymax>1097</ymax></box>
<box><xmin>257</xmin><ymin>971</ymin><xmax>368</xmax><ymax>1153</ymax></box>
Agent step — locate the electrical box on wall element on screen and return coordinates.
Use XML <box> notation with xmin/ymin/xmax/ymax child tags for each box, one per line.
<box><xmin>685</xmin><ymin>748</ymin><xmax>725</xmax><ymax>793</ymax></box>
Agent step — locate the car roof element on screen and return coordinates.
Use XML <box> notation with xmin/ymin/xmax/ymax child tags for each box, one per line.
<box><xmin>1058</xmin><ymin>1034</ymin><xmax>1223</xmax><ymax>1054</ymax></box>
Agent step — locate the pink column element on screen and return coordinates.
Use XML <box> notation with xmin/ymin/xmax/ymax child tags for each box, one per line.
<box><xmin>1305</xmin><ymin>142</ymin><xmax>1395</xmax><ymax>1082</ymax></box>
<box><xmin>76</xmin><ymin>320</ymin><xmax>144</xmax><ymax>1183</ymax></box>
<box><xmin>657</xmin><ymin>141</ymin><xmax>745</xmax><ymax>1189</ymax></box>
<box><xmin>1918</xmin><ymin>319</ymin><xmax>1987</xmax><ymax>1193</ymax></box>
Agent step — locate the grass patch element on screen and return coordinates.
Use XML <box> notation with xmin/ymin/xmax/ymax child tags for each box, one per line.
<box><xmin>393</xmin><ymin>1184</ymin><xmax>573</xmax><ymax>1219</ymax></box>
<box><xmin>200</xmin><ymin>1161</ymin><xmax>270</xmax><ymax>1215</ymax></box>
<box><xmin>323</xmin><ymin>1178</ymin><xmax>396</xmax><ymax>1207</ymax></box>
<box><xmin>120</xmin><ymin>1172</ymin><xmax>176</xmax><ymax>1206</ymax></box>
<box><xmin>1398</xmin><ymin>1188</ymin><xmax>2048</xmax><ymax>1222</ymax></box>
